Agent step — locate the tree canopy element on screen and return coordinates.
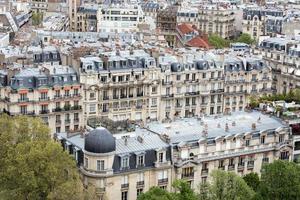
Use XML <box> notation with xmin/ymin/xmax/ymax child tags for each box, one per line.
<box><xmin>0</xmin><ymin>114</ymin><xmax>91</xmax><ymax>200</ymax></box>
<box><xmin>208</xmin><ymin>34</ymin><xmax>230</xmax><ymax>49</ymax></box>
<box><xmin>235</xmin><ymin>33</ymin><xmax>255</xmax><ymax>45</ymax></box>
<box><xmin>257</xmin><ymin>160</ymin><xmax>300</xmax><ymax>200</ymax></box>
<box><xmin>243</xmin><ymin>172</ymin><xmax>260</xmax><ymax>192</ymax></box>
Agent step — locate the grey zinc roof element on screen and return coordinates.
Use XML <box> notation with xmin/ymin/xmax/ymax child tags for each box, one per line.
<box><xmin>147</xmin><ymin>111</ymin><xmax>285</xmax><ymax>144</ymax></box>
<box><xmin>57</xmin><ymin>128</ymin><xmax>169</xmax><ymax>154</ymax></box>
<box><xmin>116</xmin><ymin>128</ymin><xmax>169</xmax><ymax>154</ymax></box>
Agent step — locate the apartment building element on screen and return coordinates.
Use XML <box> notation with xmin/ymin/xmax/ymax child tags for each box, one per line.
<box><xmin>0</xmin><ymin>65</ymin><xmax>84</xmax><ymax>136</ymax></box>
<box><xmin>198</xmin><ymin>5</ymin><xmax>236</xmax><ymax>39</ymax></box>
<box><xmin>224</xmin><ymin>56</ymin><xmax>273</xmax><ymax>114</ymax></box>
<box><xmin>158</xmin><ymin>53</ymin><xmax>224</xmax><ymax>121</ymax></box>
<box><xmin>97</xmin><ymin>4</ymin><xmax>145</xmax><ymax>33</ymax></box>
<box><xmin>76</xmin><ymin>4</ymin><xmax>98</xmax><ymax>32</ymax></box>
<box><xmin>77</xmin><ymin>50</ymin><xmax>160</xmax><ymax>125</ymax></box>
<box><xmin>242</xmin><ymin>7</ymin><xmax>284</xmax><ymax>39</ymax></box>
<box><xmin>176</xmin><ymin>5</ymin><xmax>198</xmax><ymax>26</ymax></box>
<box><xmin>58</xmin><ymin>110</ymin><xmax>293</xmax><ymax>199</ymax></box>
<box><xmin>30</xmin><ymin>0</ymin><xmax>48</xmax><ymax>13</ymax></box>
<box><xmin>156</xmin><ymin>6</ymin><xmax>178</xmax><ymax>47</ymax></box>
<box><xmin>257</xmin><ymin>37</ymin><xmax>300</xmax><ymax>94</ymax></box>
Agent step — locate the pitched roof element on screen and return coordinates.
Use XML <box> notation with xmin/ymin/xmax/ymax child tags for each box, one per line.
<box><xmin>177</xmin><ymin>23</ymin><xmax>195</xmax><ymax>35</ymax></box>
<box><xmin>186</xmin><ymin>36</ymin><xmax>210</xmax><ymax>49</ymax></box>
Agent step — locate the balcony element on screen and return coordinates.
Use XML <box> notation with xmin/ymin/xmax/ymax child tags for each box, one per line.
<box><xmin>158</xmin><ymin>178</ymin><xmax>168</xmax><ymax>185</ymax></box>
<box><xmin>18</xmin><ymin>98</ymin><xmax>29</xmax><ymax>102</ymax></box>
<box><xmin>181</xmin><ymin>172</ymin><xmax>194</xmax><ymax>179</ymax></box>
<box><xmin>72</xmin><ymin>105</ymin><xmax>82</xmax><ymax>110</ymax></box>
<box><xmin>54</xmin><ymin>95</ymin><xmax>62</xmax><ymax>99</ymax></box>
<box><xmin>120</xmin><ymin>94</ymin><xmax>127</xmax><ymax>99</ymax></box>
<box><xmin>64</xmin><ymin>105</ymin><xmax>71</xmax><ymax>111</ymax></box>
<box><xmin>162</xmin><ymin>80</ymin><xmax>173</xmax><ymax>85</ymax></box>
<box><xmin>121</xmin><ymin>183</ymin><xmax>129</xmax><ymax>189</ymax></box>
<box><xmin>136</xmin><ymin>105</ymin><xmax>143</xmax><ymax>109</ymax></box>
<box><xmin>55</xmin><ymin>120</ymin><xmax>61</xmax><ymax>125</ymax></box>
<box><xmin>136</xmin><ymin>181</ymin><xmax>145</xmax><ymax>188</ymax></box>
<box><xmin>65</xmin><ymin>119</ymin><xmax>71</xmax><ymax>124</ymax></box>
<box><xmin>228</xmin><ymin>165</ymin><xmax>235</xmax><ymax>171</ymax></box>
<box><xmin>103</xmin><ymin>96</ymin><xmax>109</xmax><ymax>100</ymax></box>
<box><xmin>95</xmin><ymin>188</ymin><xmax>105</xmax><ymax>194</ymax></box>
<box><xmin>201</xmin><ymin>169</ymin><xmax>209</xmax><ymax>176</ymax></box>
<box><xmin>74</xmin><ymin>118</ymin><xmax>79</xmax><ymax>123</ymax></box>
<box><xmin>251</xmin><ymin>89</ymin><xmax>258</xmax><ymax>93</ymax></box>
<box><xmin>137</xmin><ymin>93</ymin><xmax>144</xmax><ymax>97</ymax></box>
<box><xmin>238</xmin><ymin>163</ymin><xmax>245</xmax><ymax>171</ymax></box>
<box><xmin>247</xmin><ymin>161</ymin><xmax>254</xmax><ymax>169</ymax></box>
<box><xmin>52</xmin><ymin>107</ymin><xmax>62</xmax><ymax>112</ymax></box>
<box><xmin>262</xmin><ymin>157</ymin><xmax>269</xmax><ymax>164</ymax></box>
<box><xmin>162</xmin><ymin>94</ymin><xmax>174</xmax><ymax>99</ymax></box>
<box><xmin>39</xmin><ymin>110</ymin><xmax>49</xmax><ymax>114</ymax></box>
<box><xmin>39</xmin><ymin>97</ymin><xmax>50</xmax><ymax>101</ymax></box>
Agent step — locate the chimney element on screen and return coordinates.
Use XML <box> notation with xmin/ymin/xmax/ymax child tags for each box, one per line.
<box><xmin>252</xmin><ymin>123</ymin><xmax>256</xmax><ymax>130</ymax></box>
<box><xmin>225</xmin><ymin>123</ymin><xmax>229</xmax><ymax>132</ymax></box>
<box><xmin>232</xmin><ymin>121</ymin><xmax>236</xmax><ymax>126</ymax></box>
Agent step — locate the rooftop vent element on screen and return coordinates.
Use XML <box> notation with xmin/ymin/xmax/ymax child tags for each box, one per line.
<box><xmin>232</xmin><ymin>121</ymin><xmax>236</xmax><ymax>126</ymax></box>
<box><xmin>252</xmin><ymin>123</ymin><xmax>256</xmax><ymax>130</ymax></box>
<box><xmin>202</xmin><ymin>130</ymin><xmax>208</xmax><ymax>137</ymax></box>
<box><xmin>257</xmin><ymin>116</ymin><xmax>261</xmax><ymax>123</ymax></box>
<box><xmin>217</xmin><ymin>123</ymin><xmax>221</xmax><ymax>128</ymax></box>
<box><xmin>137</xmin><ymin>136</ymin><xmax>143</xmax><ymax>143</ymax></box>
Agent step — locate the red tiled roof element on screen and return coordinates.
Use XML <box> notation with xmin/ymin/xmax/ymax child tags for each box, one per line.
<box><xmin>186</xmin><ymin>36</ymin><xmax>210</xmax><ymax>49</ymax></box>
<box><xmin>177</xmin><ymin>23</ymin><xmax>195</xmax><ymax>35</ymax></box>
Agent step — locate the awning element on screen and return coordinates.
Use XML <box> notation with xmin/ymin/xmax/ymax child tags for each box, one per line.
<box><xmin>18</xmin><ymin>89</ymin><xmax>28</xmax><ymax>94</ymax></box>
<box><xmin>39</xmin><ymin>89</ymin><xmax>49</xmax><ymax>93</ymax></box>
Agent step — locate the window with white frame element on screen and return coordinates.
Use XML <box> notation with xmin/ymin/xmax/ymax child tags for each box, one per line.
<box><xmin>97</xmin><ymin>160</ymin><xmax>105</xmax><ymax>171</ymax></box>
<box><xmin>137</xmin><ymin>172</ymin><xmax>144</xmax><ymax>182</ymax></box>
<box><xmin>157</xmin><ymin>170</ymin><xmax>168</xmax><ymax>180</ymax></box>
<box><xmin>121</xmin><ymin>156</ymin><xmax>129</xmax><ymax>168</ymax></box>
<box><xmin>158</xmin><ymin>152</ymin><xmax>164</xmax><ymax>163</ymax></box>
<box><xmin>137</xmin><ymin>154</ymin><xmax>144</xmax><ymax>166</ymax></box>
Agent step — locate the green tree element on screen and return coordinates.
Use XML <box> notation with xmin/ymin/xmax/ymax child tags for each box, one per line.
<box><xmin>137</xmin><ymin>187</ymin><xmax>173</xmax><ymax>200</ymax></box>
<box><xmin>32</xmin><ymin>12</ymin><xmax>43</xmax><ymax>26</ymax></box>
<box><xmin>172</xmin><ymin>179</ymin><xmax>198</xmax><ymax>200</ymax></box>
<box><xmin>0</xmin><ymin>115</ymin><xmax>88</xmax><ymax>200</ymax></box>
<box><xmin>258</xmin><ymin>160</ymin><xmax>300</xmax><ymax>200</ymax></box>
<box><xmin>243</xmin><ymin>172</ymin><xmax>260</xmax><ymax>191</ymax></box>
<box><xmin>198</xmin><ymin>170</ymin><xmax>255</xmax><ymax>200</ymax></box>
<box><xmin>208</xmin><ymin>34</ymin><xmax>230</xmax><ymax>49</ymax></box>
<box><xmin>235</xmin><ymin>33</ymin><xmax>255</xmax><ymax>45</ymax></box>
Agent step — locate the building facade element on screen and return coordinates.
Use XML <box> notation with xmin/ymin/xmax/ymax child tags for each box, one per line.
<box><xmin>0</xmin><ymin>65</ymin><xmax>84</xmax><ymax>136</ymax></box>
<box><xmin>58</xmin><ymin>111</ymin><xmax>293</xmax><ymax>200</ymax></box>
<box><xmin>97</xmin><ymin>4</ymin><xmax>145</xmax><ymax>33</ymax></box>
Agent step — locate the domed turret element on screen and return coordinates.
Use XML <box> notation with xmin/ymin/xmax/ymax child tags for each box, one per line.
<box><xmin>84</xmin><ymin>127</ymin><xmax>116</xmax><ymax>153</ymax></box>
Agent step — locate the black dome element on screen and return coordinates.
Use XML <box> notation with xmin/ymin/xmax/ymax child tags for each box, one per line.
<box><xmin>84</xmin><ymin>127</ymin><xmax>116</xmax><ymax>153</ymax></box>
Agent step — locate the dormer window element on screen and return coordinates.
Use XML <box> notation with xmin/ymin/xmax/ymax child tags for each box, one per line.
<box><xmin>137</xmin><ymin>154</ymin><xmax>145</xmax><ymax>167</ymax></box>
<box><xmin>260</xmin><ymin>135</ymin><xmax>266</xmax><ymax>144</ymax></box>
<box><xmin>121</xmin><ymin>156</ymin><xmax>129</xmax><ymax>169</ymax></box>
<box><xmin>158</xmin><ymin>152</ymin><xmax>164</xmax><ymax>163</ymax></box>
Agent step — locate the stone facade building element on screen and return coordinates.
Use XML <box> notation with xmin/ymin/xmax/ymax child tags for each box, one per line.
<box><xmin>57</xmin><ymin>111</ymin><xmax>293</xmax><ymax>200</ymax></box>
